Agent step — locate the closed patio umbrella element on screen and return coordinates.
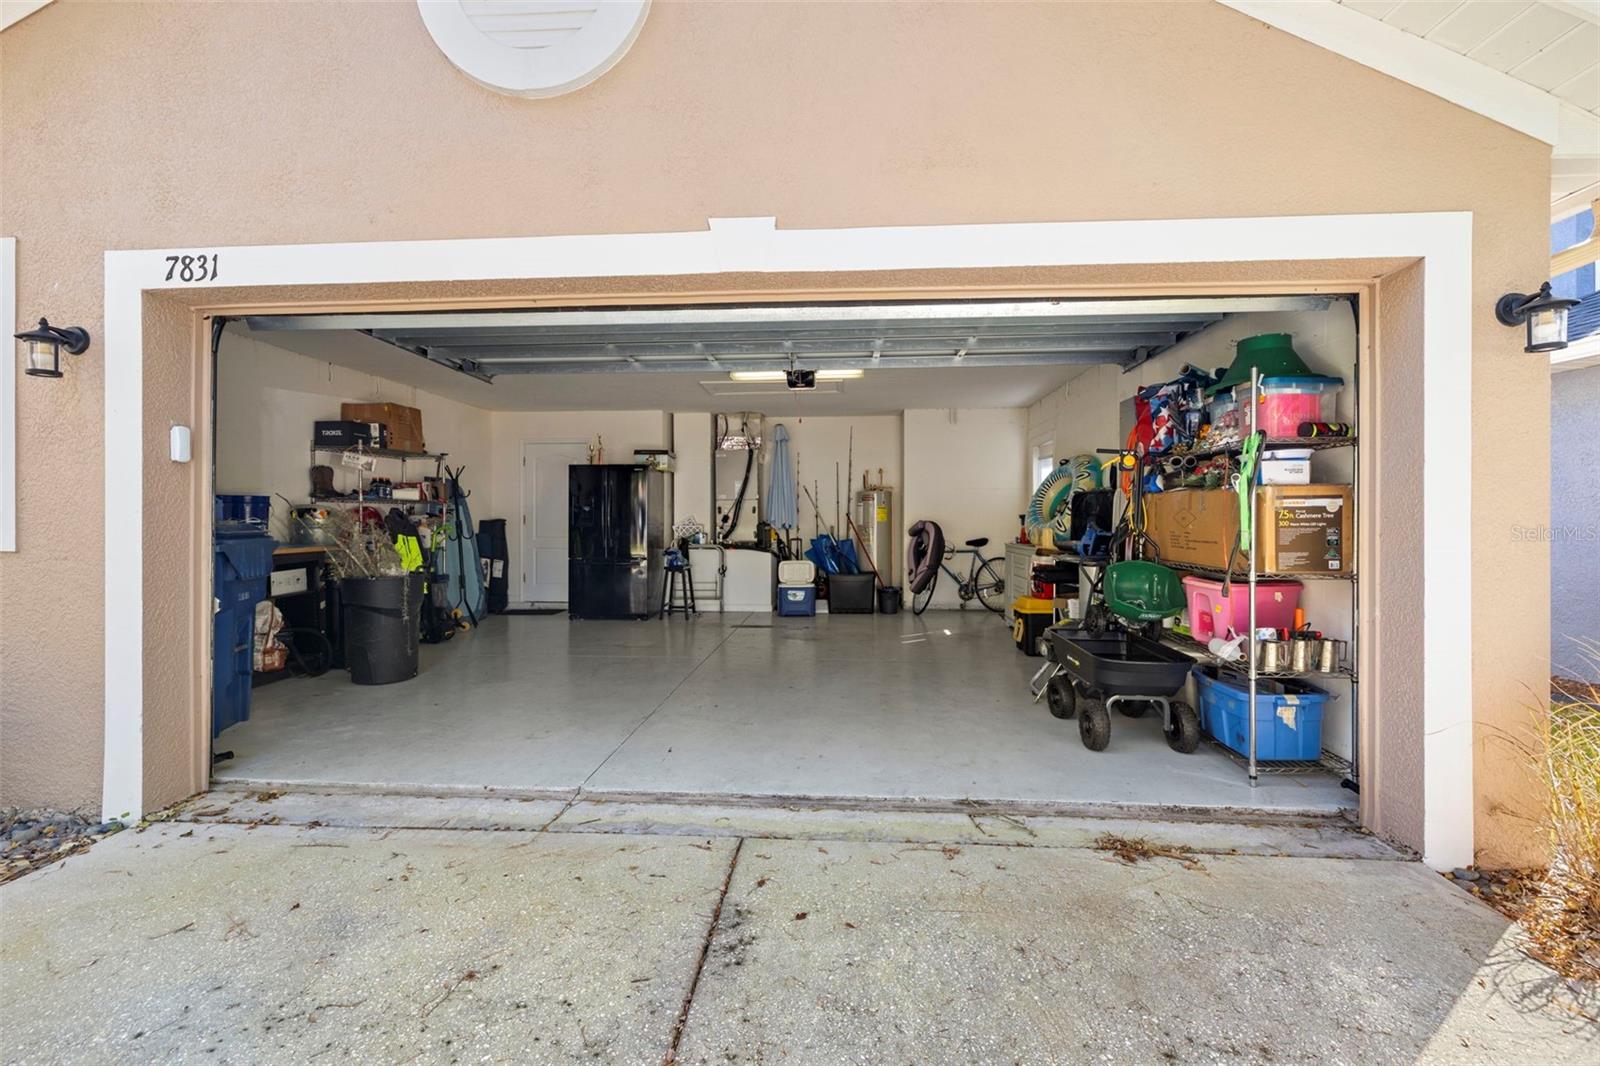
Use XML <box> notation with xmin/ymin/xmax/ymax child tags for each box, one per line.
<box><xmin>764</xmin><ymin>423</ymin><xmax>798</xmax><ymax>532</ymax></box>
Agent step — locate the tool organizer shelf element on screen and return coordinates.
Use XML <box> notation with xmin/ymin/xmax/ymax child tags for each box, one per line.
<box><xmin>1159</xmin><ymin>561</ymin><xmax>1357</xmax><ymax>584</ymax></box>
<box><xmin>1164</xmin><ymin>630</ymin><xmax>1357</xmax><ymax>683</ymax></box>
<box><xmin>1216</xmin><ymin>367</ymin><xmax>1359</xmax><ymax>790</ymax></box>
<box><xmin>305</xmin><ymin>497</ymin><xmax>445</xmax><ymax>511</ymax></box>
<box><xmin>307</xmin><ymin>443</ymin><xmax>450</xmax><ymax>515</ymax></box>
<box><xmin>310</xmin><ymin>444</ymin><xmax>447</xmax><ymax>465</ymax></box>
<box><xmin>1188</xmin><ymin>435</ymin><xmax>1356</xmax><ymax>458</ymax></box>
<box><xmin>1204</xmin><ymin>739</ymin><xmax>1353</xmax><ymax>778</ymax></box>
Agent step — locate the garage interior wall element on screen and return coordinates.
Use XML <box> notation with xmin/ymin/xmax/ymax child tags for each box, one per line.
<box><xmin>764</xmin><ymin>413</ymin><xmax>904</xmax><ymax>539</ymax></box>
<box><xmin>903</xmin><ymin>408</ymin><xmax>1029</xmax><ymax>607</ymax></box>
<box><xmin>488</xmin><ymin>410</ymin><xmax>671</xmax><ymax>596</ymax></box>
<box><xmin>215</xmin><ymin>334</ymin><xmax>496</xmax><ymax>541</ymax></box>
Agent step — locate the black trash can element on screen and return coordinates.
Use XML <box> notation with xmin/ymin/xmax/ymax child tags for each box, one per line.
<box><xmin>342</xmin><ymin>573</ymin><xmax>425</xmax><ymax>685</ymax></box>
<box><xmin>877</xmin><ymin>586</ymin><xmax>902</xmax><ymax>614</ymax></box>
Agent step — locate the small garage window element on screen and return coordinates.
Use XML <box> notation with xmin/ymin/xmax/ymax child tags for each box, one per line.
<box><xmin>1031</xmin><ymin>441</ymin><xmax>1055</xmax><ymax>491</ymax></box>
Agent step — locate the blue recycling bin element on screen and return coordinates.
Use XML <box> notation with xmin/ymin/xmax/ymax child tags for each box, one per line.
<box><xmin>212</xmin><ymin>534</ymin><xmax>277</xmax><ymax>737</ymax></box>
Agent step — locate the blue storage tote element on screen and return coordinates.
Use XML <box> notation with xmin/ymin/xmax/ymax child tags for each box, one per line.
<box><xmin>215</xmin><ymin>493</ymin><xmax>271</xmax><ymax>534</ymax></box>
<box><xmin>1193</xmin><ymin>665</ymin><xmax>1329</xmax><ymax>761</ymax></box>
<box><xmin>212</xmin><ymin>535</ymin><xmax>277</xmax><ymax>737</ymax></box>
<box><xmin>777</xmin><ymin>584</ymin><xmax>817</xmax><ymax>617</ymax></box>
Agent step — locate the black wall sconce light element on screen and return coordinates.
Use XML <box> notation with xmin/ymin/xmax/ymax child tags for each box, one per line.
<box><xmin>14</xmin><ymin>317</ymin><xmax>91</xmax><ymax>378</ymax></box>
<box><xmin>1495</xmin><ymin>282</ymin><xmax>1580</xmax><ymax>354</ymax></box>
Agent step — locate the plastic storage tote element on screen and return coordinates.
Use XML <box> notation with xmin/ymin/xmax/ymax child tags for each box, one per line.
<box><xmin>1194</xmin><ymin>666</ymin><xmax>1329</xmax><ymax>761</ymax></box>
<box><xmin>1235</xmin><ymin>376</ymin><xmax>1343</xmax><ymax>438</ymax></box>
<box><xmin>1011</xmin><ymin>596</ymin><xmax>1054</xmax><ymax>656</ymax></box>
<box><xmin>778</xmin><ymin>585</ymin><xmax>817</xmax><ymax>617</ymax></box>
<box><xmin>828</xmin><ymin>573</ymin><xmax>875</xmax><ymax>614</ymax></box>
<box><xmin>212</xmin><ymin>534</ymin><xmax>277</xmax><ymax>737</ymax></box>
<box><xmin>215</xmin><ymin>493</ymin><xmax>272</xmax><ymax>534</ymax></box>
<box><xmin>1206</xmin><ymin>396</ymin><xmax>1241</xmax><ymax>442</ymax></box>
<box><xmin>1181</xmin><ymin>574</ymin><xmax>1302</xmax><ymax>642</ymax></box>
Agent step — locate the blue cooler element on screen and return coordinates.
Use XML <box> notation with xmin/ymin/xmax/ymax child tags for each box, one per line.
<box><xmin>212</xmin><ymin>534</ymin><xmax>278</xmax><ymax>737</ymax></box>
<box><xmin>777</xmin><ymin>560</ymin><xmax>817</xmax><ymax>617</ymax></box>
<box><xmin>1194</xmin><ymin>666</ymin><xmax>1329</xmax><ymax>761</ymax></box>
<box><xmin>778</xmin><ymin>585</ymin><xmax>817</xmax><ymax>616</ymax></box>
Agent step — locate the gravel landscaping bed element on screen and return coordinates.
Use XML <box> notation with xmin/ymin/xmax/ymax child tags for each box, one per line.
<box><xmin>1</xmin><ymin>809</ymin><xmax>122</xmax><ymax>885</ymax></box>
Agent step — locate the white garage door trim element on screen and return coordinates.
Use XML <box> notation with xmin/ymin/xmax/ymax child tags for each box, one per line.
<box><xmin>102</xmin><ymin>212</ymin><xmax>1474</xmax><ymax>869</ymax></box>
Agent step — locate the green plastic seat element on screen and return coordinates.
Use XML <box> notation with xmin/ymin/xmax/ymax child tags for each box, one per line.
<box><xmin>1102</xmin><ymin>561</ymin><xmax>1187</xmax><ymax>623</ymax></box>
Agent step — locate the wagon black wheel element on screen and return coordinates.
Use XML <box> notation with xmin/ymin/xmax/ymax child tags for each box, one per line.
<box><xmin>1118</xmin><ymin>702</ymin><xmax>1148</xmax><ymax>719</ymax></box>
<box><xmin>912</xmin><ymin>570</ymin><xmax>937</xmax><ymax>616</ymax></box>
<box><xmin>1078</xmin><ymin>699</ymin><xmax>1111</xmax><ymax>751</ymax></box>
<box><xmin>1165</xmin><ymin>700</ymin><xmax>1201</xmax><ymax>754</ymax></box>
<box><xmin>1046</xmin><ymin>675</ymin><xmax>1077</xmax><ymax>720</ymax></box>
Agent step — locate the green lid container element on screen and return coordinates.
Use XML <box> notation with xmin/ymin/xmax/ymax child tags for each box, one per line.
<box><xmin>1207</xmin><ymin>333</ymin><xmax>1313</xmax><ymax>396</ymax></box>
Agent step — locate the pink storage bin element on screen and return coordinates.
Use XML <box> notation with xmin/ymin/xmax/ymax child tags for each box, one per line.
<box><xmin>1182</xmin><ymin>575</ymin><xmax>1302</xmax><ymax>642</ymax></box>
<box><xmin>1235</xmin><ymin>376</ymin><xmax>1342</xmax><ymax>438</ymax></box>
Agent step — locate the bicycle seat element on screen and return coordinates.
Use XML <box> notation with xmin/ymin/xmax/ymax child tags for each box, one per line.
<box><xmin>964</xmin><ymin>537</ymin><xmax>989</xmax><ymax>549</ymax></box>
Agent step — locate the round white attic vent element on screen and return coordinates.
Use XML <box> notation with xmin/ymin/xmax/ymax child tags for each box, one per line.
<box><xmin>416</xmin><ymin>0</ymin><xmax>651</xmax><ymax>99</ymax></box>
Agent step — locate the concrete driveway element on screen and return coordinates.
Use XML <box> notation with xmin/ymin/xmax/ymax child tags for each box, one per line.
<box><xmin>1</xmin><ymin>790</ymin><xmax>1593</xmax><ymax>1065</ymax></box>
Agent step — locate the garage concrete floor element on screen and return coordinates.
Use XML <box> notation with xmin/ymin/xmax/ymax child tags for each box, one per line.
<box><xmin>219</xmin><ymin>612</ymin><xmax>1355</xmax><ymax>815</ymax></box>
<box><xmin>1</xmin><ymin>792</ymin><xmax>1591</xmax><ymax>1066</ymax></box>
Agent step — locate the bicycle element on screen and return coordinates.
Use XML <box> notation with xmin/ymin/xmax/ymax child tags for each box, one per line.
<box><xmin>911</xmin><ymin>536</ymin><xmax>1006</xmax><ymax>615</ymax></box>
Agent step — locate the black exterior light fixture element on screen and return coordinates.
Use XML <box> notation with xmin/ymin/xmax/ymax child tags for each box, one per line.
<box><xmin>14</xmin><ymin>317</ymin><xmax>91</xmax><ymax>378</ymax></box>
<box><xmin>1495</xmin><ymin>282</ymin><xmax>1580</xmax><ymax>354</ymax></box>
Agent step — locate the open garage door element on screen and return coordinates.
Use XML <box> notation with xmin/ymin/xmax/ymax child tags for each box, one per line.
<box><xmin>210</xmin><ymin>293</ymin><xmax>1361</xmax><ymax>819</ymax></box>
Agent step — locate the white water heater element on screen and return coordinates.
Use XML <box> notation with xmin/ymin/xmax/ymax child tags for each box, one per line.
<box><xmin>852</xmin><ymin>487</ymin><xmax>894</xmax><ymax>580</ymax></box>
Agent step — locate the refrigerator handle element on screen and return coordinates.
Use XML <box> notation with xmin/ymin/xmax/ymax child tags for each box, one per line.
<box><xmin>631</xmin><ymin>467</ymin><xmax>648</xmax><ymax>559</ymax></box>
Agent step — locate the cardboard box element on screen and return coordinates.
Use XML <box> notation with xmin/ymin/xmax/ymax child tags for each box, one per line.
<box><xmin>341</xmin><ymin>402</ymin><xmax>425</xmax><ymax>453</ymax></box>
<box><xmin>1259</xmin><ymin>447</ymin><xmax>1314</xmax><ymax>484</ymax></box>
<box><xmin>1258</xmin><ymin>484</ymin><xmax>1353</xmax><ymax>574</ymax></box>
<box><xmin>1144</xmin><ymin>485</ymin><xmax>1354</xmax><ymax>575</ymax></box>
<box><xmin>1259</xmin><ymin>458</ymin><xmax>1311</xmax><ymax>484</ymax></box>
<box><xmin>313</xmin><ymin>420</ymin><xmax>386</xmax><ymax>450</ymax></box>
<box><xmin>1143</xmin><ymin>488</ymin><xmax>1239</xmax><ymax>570</ymax></box>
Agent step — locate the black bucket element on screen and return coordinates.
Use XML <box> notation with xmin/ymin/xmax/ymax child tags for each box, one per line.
<box><xmin>342</xmin><ymin>573</ymin><xmax>425</xmax><ymax>685</ymax></box>
<box><xmin>877</xmin><ymin>586</ymin><xmax>902</xmax><ymax>615</ymax></box>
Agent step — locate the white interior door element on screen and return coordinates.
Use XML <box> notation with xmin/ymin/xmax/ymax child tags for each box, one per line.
<box><xmin>521</xmin><ymin>441</ymin><xmax>588</xmax><ymax>603</ymax></box>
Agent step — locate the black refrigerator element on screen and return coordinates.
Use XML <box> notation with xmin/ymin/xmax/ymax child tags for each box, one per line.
<box><xmin>569</xmin><ymin>465</ymin><xmax>666</xmax><ymax>620</ymax></box>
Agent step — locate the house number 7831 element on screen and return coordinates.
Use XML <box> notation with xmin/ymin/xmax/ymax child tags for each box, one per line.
<box><xmin>164</xmin><ymin>253</ymin><xmax>219</xmax><ymax>282</ymax></box>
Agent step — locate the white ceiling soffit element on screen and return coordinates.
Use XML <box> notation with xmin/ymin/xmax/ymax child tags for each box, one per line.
<box><xmin>416</xmin><ymin>0</ymin><xmax>650</xmax><ymax>99</ymax></box>
<box><xmin>0</xmin><ymin>1</ymin><xmax>52</xmax><ymax>31</ymax></box>
<box><xmin>1220</xmin><ymin>1</ymin><xmax>1600</xmax><ymax>211</ymax></box>
<box><xmin>243</xmin><ymin>297</ymin><xmax>1330</xmax><ymax>382</ymax></box>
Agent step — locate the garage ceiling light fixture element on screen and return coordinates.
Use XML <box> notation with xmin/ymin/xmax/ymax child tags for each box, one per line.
<box><xmin>728</xmin><ymin>368</ymin><xmax>864</xmax><ymax>382</ymax></box>
<box><xmin>1495</xmin><ymin>282</ymin><xmax>1580</xmax><ymax>353</ymax></box>
<box><xmin>14</xmin><ymin>317</ymin><xmax>91</xmax><ymax>379</ymax></box>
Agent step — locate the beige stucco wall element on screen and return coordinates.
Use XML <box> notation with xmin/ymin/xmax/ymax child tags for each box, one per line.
<box><xmin>0</xmin><ymin>1</ymin><xmax>1551</xmax><ymax>862</ymax></box>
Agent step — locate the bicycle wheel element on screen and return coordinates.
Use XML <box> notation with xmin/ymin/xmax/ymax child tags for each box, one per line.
<box><xmin>974</xmin><ymin>558</ymin><xmax>1007</xmax><ymax>614</ymax></box>
<box><xmin>912</xmin><ymin>568</ymin><xmax>938</xmax><ymax>615</ymax></box>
